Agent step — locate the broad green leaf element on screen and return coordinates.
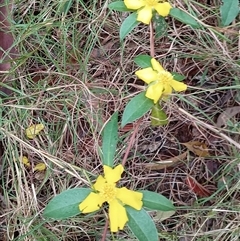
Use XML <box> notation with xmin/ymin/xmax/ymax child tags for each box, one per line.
<box><xmin>140</xmin><ymin>190</ymin><xmax>175</xmax><ymax>211</ymax></box>
<box><xmin>151</xmin><ymin>103</ymin><xmax>168</xmax><ymax>126</ymax></box>
<box><xmin>108</xmin><ymin>1</ymin><xmax>131</xmax><ymax>12</ymax></box>
<box><xmin>102</xmin><ymin>112</ymin><xmax>118</xmax><ymax>167</ymax></box>
<box><xmin>170</xmin><ymin>8</ymin><xmax>201</xmax><ymax>28</ymax></box>
<box><xmin>126</xmin><ymin>207</ymin><xmax>158</xmax><ymax>241</ymax></box>
<box><xmin>153</xmin><ymin>14</ymin><xmax>168</xmax><ymax>39</ymax></box>
<box><xmin>121</xmin><ymin>92</ymin><xmax>154</xmax><ymax>127</ymax></box>
<box><xmin>120</xmin><ymin>12</ymin><xmax>139</xmax><ymax>41</ymax></box>
<box><xmin>220</xmin><ymin>0</ymin><xmax>239</xmax><ymax>26</ymax></box>
<box><xmin>172</xmin><ymin>72</ymin><xmax>186</xmax><ymax>81</ymax></box>
<box><xmin>134</xmin><ymin>55</ymin><xmax>152</xmax><ymax>68</ymax></box>
<box><xmin>43</xmin><ymin>188</ymin><xmax>91</xmax><ymax>219</ymax></box>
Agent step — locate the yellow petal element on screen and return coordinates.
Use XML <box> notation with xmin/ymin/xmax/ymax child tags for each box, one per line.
<box><xmin>151</xmin><ymin>58</ymin><xmax>164</xmax><ymax>72</ymax></box>
<box><xmin>26</xmin><ymin>124</ymin><xmax>44</xmax><ymax>139</ymax></box>
<box><xmin>93</xmin><ymin>175</ymin><xmax>106</xmax><ymax>191</ymax></box>
<box><xmin>34</xmin><ymin>163</ymin><xmax>46</xmax><ymax>172</ymax></box>
<box><xmin>124</xmin><ymin>0</ymin><xmax>144</xmax><ymax>9</ymax></box>
<box><xmin>21</xmin><ymin>156</ymin><xmax>30</xmax><ymax>167</ymax></box>
<box><xmin>137</xmin><ymin>6</ymin><xmax>153</xmax><ymax>24</ymax></box>
<box><xmin>135</xmin><ymin>67</ymin><xmax>158</xmax><ymax>84</ymax></box>
<box><xmin>79</xmin><ymin>192</ymin><xmax>104</xmax><ymax>213</ymax></box>
<box><xmin>162</xmin><ymin>82</ymin><xmax>173</xmax><ymax>96</ymax></box>
<box><xmin>155</xmin><ymin>2</ymin><xmax>172</xmax><ymax>17</ymax></box>
<box><xmin>146</xmin><ymin>82</ymin><xmax>163</xmax><ymax>103</ymax></box>
<box><xmin>108</xmin><ymin>199</ymin><xmax>128</xmax><ymax>232</ymax></box>
<box><xmin>116</xmin><ymin>187</ymin><xmax>143</xmax><ymax>210</ymax></box>
<box><xmin>104</xmin><ymin>165</ymin><xmax>124</xmax><ymax>184</ymax></box>
<box><xmin>169</xmin><ymin>79</ymin><xmax>187</xmax><ymax>92</ymax></box>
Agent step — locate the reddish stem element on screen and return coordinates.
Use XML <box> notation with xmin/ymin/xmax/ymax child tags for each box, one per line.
<box><xmin>122</xmin><ymin>120</ymin><xmax>141</xmax><ymax>167</ymax></box>
<box><xmin>149</xmin><ymin>21</ymin><xmax>155</xmax><ymax>58</ymax></box>
<box><xmin>100</xmin><ymin>219</ymin><xmax>109</xmax><ymax>241</ymax></box>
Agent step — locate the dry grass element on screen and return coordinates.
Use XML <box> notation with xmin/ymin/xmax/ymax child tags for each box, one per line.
<box><xmin>1</xmin><ymin>0</ymin><xmax>240</xmax><ymax>240</ymax></box>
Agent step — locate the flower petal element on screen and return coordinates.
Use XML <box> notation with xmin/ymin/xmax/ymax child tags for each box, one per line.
<box><xmin>124</xmin><ymin>0</ymin><xmax>144</xmax><ymax>10</ymax></box>
<box><xmin>109</xmin><ymin>199</ymin><xmax>128</xmax><ymax>232</ymax></box>
<box><xmin>162</xmin><ymin>80</ymin><xmax>172</xmax><ymax>95</ymax></box>
<box><xmin>169</xmin><ymin>79</ymin><xmax>187</xmax><ymax>92</ymax></box>
<box><xmin>79</xmin><ymin>192</ymin><xmax>104</xmax><ymax>213</ymax></box>
<box><xmin>137</xmin><ymin>6</ymin><xmax>153</xmax><ymax>24</ymax></box>
<box><xmin>116</xmin><ymin>187</ymin><xmax>143</xmax><ymax>210</ymax></box>
<box><xmin>135</xmin><ymin>67</ymin><xmax>158</xmax><ymax>84</ymax></box>
<box><xmin>93</xmin><ymin>175</ymin><xmax>106</xmax><ymax>191</ymax></box>
<box><xmin>146</xmin><ymin>82</ymin><xmax>164</xmax><ymax>103</ymax></box>
<box><xmin>104</xmin><ymin>164</ymin><xmax>124</xmax><ymax>184</ymax></box>
<box><xmin>151</xmin><ymin>58</ymin><xmax>164</xmax><ymax>72</ymax></box>
<box><xmin>155</xmin><ymin>2</ymin><xmax>172</xmax><ymax>17</ymax></box>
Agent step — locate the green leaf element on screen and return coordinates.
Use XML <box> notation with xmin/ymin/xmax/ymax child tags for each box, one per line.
<box><xmin>120</xmin><ymin>12</ymin><xmax>139</xmax><ymax>41</ymax></box>
<box><xmin>108</xmin><ymin>1</ymin><xmax>131</xmax><ymax>12</ymax></box>
<box><xmin>172</xmin><ymin>72</ymin><xmax>186</xmax><ymax>81</ymax></box>
<box><xmin>153</xmin><ymin>14</ymin><xmax>168</xmax><ymax>39</ymax></box>
<box><xmin>134</xmin><ymin>55</ymin><xmax>152</xmax><ymax>68</ymax></box>
<box><xmin>151</xmin><ymin>103</ymin><xmax>168</xmax><ymax>126</ymax></box>
<box><xmin>140</xmin><ymin>190</ymin><xmax>175</xmax><ymax>211</ymax></box>
<box><xmin>126</xmin><ymin>207</ymin><xmax>158</xmax><ymax>241</ymax></box>
<box><xmin>43</xmin><ymin>188</ymin><xmax>91</xmax><ymax>219</ymax></box>
<box><xmin>102</xmin><ymin>112</ymin><xmax>118</xmax><ymax>167</ymax></box>
<box><xmin>170</xmin><ymin>8</ymin><xmax>201</xmax><ymax>28</ymax></box>
<box><xmin>220</xmin><ymin>0</ymin><xmax>239</xmax><ymax>26</ymax></box>
<box><xmin>58</xmin><ymin>0</ymin><xmax>73</xmax><ymax>15</ymax></box>
<box><xmin>121</xmin><ymin>92</ymin><xmax>154</xmax><ymax>127</ymax></box>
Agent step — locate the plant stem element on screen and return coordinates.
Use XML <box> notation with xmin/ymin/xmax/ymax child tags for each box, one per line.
<box><xmin>100</xmin><ymin>219</ymin><xmax>109</xmax><ymax>241</ymax></box>
<box><xmin>122</xmin><ymin>120</ymin><xmax>141</xmax><ymax>167</ymax></box>
<box><xmin>150</xmin><ymin>21</ymin><xmax>155</xmax><ymax>57</ymax></box>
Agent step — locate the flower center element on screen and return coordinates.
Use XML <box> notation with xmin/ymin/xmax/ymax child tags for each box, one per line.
<box><xmin>157</xmin><ymin>70</ymin><xmax>172</xmax><ymax>84</ymax></box>
<box><xmin>144</xmin><ymin>0</ymin><xmax>160</xmax><ymax>7</ymax></box>
<box><xmin>100</xmin><ymin>183</ymin><xmax>117</xmax><ymax>202</ymax></box>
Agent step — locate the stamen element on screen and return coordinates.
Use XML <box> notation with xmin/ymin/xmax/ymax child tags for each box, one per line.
<box><xmin>145</xmin><ymin>0</ymin><xmax>159</xmax><ymax>7</ymax></box>
<box><xmin>158</xmin><ymin>71</ymin><xmax>172</xmax><ymax>83</ymax></box>
<box><xmin>100</xmin><ymin>183</ymin><xmax>117</xmax><ymax>202</ymax></box>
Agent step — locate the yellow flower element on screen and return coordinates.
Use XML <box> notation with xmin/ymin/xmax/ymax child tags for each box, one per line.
<box><xmin>124</xmin><ymin>0</ymin><xmax>172</xmax><ymax>24</ymax></box>
<box><xmin>79</xmin><ymin>164</ymin><xmax>143</xmax><ymax>232</ymax></box>
<box><xmin>135</xmin><ymin>58</ymin><xmax>187</xmax><ymax>103</ymax></box>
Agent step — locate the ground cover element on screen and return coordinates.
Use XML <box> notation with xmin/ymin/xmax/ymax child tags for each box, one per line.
<box><xmin>0</xmin><ymin>0</ymin><xmax>240</xmax><ymax>240</ymax></box>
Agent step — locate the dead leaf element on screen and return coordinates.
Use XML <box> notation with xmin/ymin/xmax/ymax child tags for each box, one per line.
<box><xmin>26</xmin><ymin>124</ymin><xmax>44</xmax><ymax>139</ymax></box>
<box><xmin>156</xmin><ymin>210</ymin><xmax>175</xmax><ymax>221</ymax></box>
<box><xmin>145</xmin><ymin>151</ymin><xmax>188</xmax><ymax>170</ymax></box>
<box><xmin>90</xmin><ymin>41</ymin><xmax>119</xmax><ymax>59</ymax></box>
<box><xmin>34</xmin><ymin>171</ymin><xmax>46</xmax><ymax>180</ymax></box>
<box><xmin>34</xmin><ymin>163</ymin><xmax>46</xmax><ymax>172</ymax></box>
<box><xmin>216</xmin><ymin>106</ymin><xmax>240</xmax><ymax>127</ymax></box>
<box><xmin>182</xmin><ymin>141</ymin><xmax>209</xmax><ymax>157</ymax></box>
<box><xmin>21</xmin><ymin>156</ymin><xmax>30</xmax><ymax>167</ymax></box>
<box><xmin>185</xmin><ymin>175</ymin><xmax>211</xmax><ymax>197</ymax></box>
